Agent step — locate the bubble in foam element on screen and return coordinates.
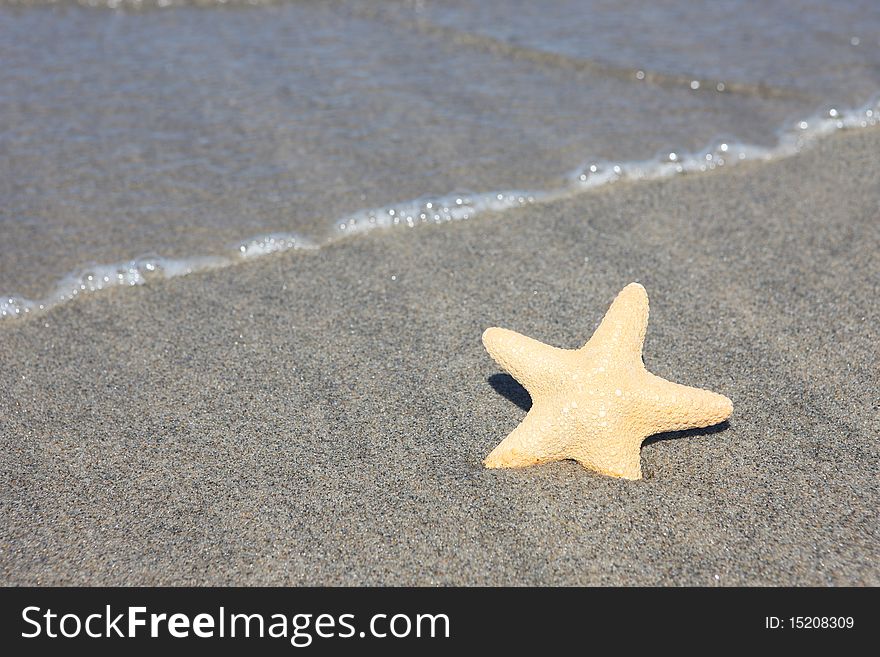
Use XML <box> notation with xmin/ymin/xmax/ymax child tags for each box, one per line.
<box><xmin>0</xmin><ymin>296</ymin><xmax>35</xmax><ymax>319</ymax></box>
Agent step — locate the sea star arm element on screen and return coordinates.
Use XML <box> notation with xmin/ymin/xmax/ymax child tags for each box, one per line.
<box><xmin>482</xmin><ymin>327</ymin><xmax>570</xmax><ymax>396</ymax></box>
<box><xmin>483</xmin><ymin>404</ymin><xmax>570</xmax><ymax>468</ymax></box>
<box><xmin>582</xmin><ymin>283</ymin><xmax>649</xmax><ymax>362</ymax></box>
<box><xmin>567</xmin><ymin>422</ymin><xmax>646</xmax><ymax>480</ymax></box>
<box><xmin>634</xmin><ymin>372</ymin><xmax>733</xmax><ymax>435</ymax></box>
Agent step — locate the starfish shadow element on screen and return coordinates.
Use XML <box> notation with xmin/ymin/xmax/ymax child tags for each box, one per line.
<box><xmin>643</xmin><ymin>421</ymin><xmax>730</xmax><ymax>446</ymax></box>
<box><xmin>488</xmin><ymin>373</ymin><xmax>532</xmax><ymax>412</ymax></box>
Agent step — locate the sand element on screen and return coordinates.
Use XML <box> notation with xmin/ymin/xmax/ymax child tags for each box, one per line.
<box><xmin>1</xmin><ymin>128</ymin><xmax>878</xmax><ymax>586</ymax></box>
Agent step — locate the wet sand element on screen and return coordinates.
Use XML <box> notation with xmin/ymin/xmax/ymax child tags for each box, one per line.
<box><xmin>1</xmin><ymin>128</ymin><xmax>878</xmax><ymax>585</ymax></box>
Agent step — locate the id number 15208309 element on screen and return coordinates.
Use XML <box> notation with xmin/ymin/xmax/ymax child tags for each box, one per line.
<box><xmin>765</xmin><ymin>617</ymin><xmax>854</xmax><ymax>629</ymax></box>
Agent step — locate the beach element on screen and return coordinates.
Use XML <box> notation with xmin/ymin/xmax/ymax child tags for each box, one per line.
<box><xmin>2</xmin><ymin>127</ymin><xmax>877</xmax><ymax>586</ymax></box>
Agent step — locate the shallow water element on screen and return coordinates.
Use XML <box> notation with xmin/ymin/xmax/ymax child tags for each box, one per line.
<box><xmin>1</xmin><ymin>0</ymin><xmax>879</xmax><ymax>316</ymax></box>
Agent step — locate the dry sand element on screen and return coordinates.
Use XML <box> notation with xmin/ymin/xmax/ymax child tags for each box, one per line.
<box><xmin>1</xmin><ymin>129</ymin><xmax>878</xmax><ymax>585</ymax></box>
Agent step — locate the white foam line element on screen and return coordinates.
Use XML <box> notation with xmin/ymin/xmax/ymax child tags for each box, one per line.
<box><xmin>0</xmin><ymin>234</ymin><xmax>316</xmax><ymax>321</ymax></box>
<box><xmin>2</xmin><ymin>97</ymin><xmax>877</xmax><ymax>322</ymax></box>
<box><xmin>563</xmin><ymin>99</ymin><xmax>878</xmax><ymax>189</ymax></box>
<box><xmin>334</xmin><ymin>189</ymin><xmax>549</xmax><ymax>235</ymax></box>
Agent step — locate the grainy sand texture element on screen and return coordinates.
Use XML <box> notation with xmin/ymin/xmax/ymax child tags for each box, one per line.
<box><xmin>1</xmin><ymin>129</ymin><xmax>878</xmax><ymax>586</ymax></box>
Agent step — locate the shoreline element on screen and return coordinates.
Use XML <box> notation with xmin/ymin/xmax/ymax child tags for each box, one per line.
<box><xmin>3</xmin><ymin>96</ymin><xmax>878</xmax><ymax>322</ymax></box>
<box><xmin>1</xmin><ymin>127</ymin><xmax>878</xmax><ymax>585</ymax></box>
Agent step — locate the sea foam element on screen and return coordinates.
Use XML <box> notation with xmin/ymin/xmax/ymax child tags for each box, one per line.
<box><xmin>2</xmin><ymin>97</ymin><xmax>877</xmax><ymax>322</ymax></box>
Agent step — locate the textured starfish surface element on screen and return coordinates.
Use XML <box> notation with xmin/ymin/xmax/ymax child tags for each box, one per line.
<box><xmin>482</xmin><ymin>283</ymin><xmax>732</xmax><ymax>479</ymax></box>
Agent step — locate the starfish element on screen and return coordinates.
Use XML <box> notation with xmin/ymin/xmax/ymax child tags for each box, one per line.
<box><xmin>482</xmin><ymin>283</ymin><xmax>732</xmax><ymax>479</ymax></box>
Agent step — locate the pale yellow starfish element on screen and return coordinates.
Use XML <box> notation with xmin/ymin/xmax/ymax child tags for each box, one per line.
<box><xmin>482</xmin><ymin>283</ymin><xmax>732</xmax><ymax>479</ymax></box>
